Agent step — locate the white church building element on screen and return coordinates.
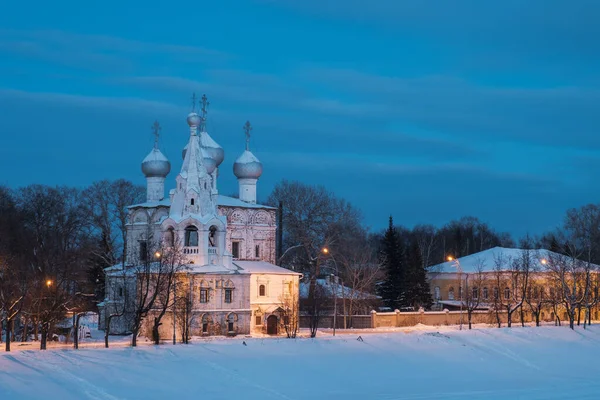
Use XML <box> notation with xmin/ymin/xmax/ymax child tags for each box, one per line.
<box><xmin>98</xmin><ymin>95</ymin><xmax>300</xmax><ymax>338</ymax></box>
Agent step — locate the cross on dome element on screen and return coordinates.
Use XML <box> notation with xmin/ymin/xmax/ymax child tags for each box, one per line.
<box><xmin>190</xmin><ymin>93</ymin><xmax>197</xmax><ymax>112</ymax></box>
<box><xmin>151</xmin><ymin>120</ymin><xmax>161</xmax><ymax>149</ymax></box>
<box><xmin>243</xmin><ymin>121</ymin><xmax>252</xmax><ymax>151</ymax></box>
<box><xmin>200</xmin><ymin>94</ymin><xmax>209</xmax><ymax>131</ymax></box>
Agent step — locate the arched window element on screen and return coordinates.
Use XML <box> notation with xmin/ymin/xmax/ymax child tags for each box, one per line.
<box><xmin>227</xmin><ymin>313</ymin><xmax>237</xmax><ymax>333</ymax></box>
<box><xmin>259</xmin><ymin>284</ymin><xmax>266</xmax><ymax>297</ymax></box>
<box><xmin>165</xmin><ymin>227</ymin><xmax>175</xmax><ymax>247</ymax></box>
<box><xmin>472</xmin><ymin>287</ymin><xmax>478</xmax><ymax>300</ymax></box>
<box><xmin>434</xmin><ymin>286</ymin><xmax>440</xmax><ymax>300</ymax></box>
<box><xmin>448</xmin><ymin>287</ymin><xmax>455</xmax><ymax>300</ymax></box>
<box><xmin>493</xmin><ymin>287</ymin><xmax>499</xmax><ymax>300</ymax></box>
<box><xmin>533</xmin><ymin>286</ymin><xmax>539</xmax><ymax>299</ymax></box>
<box><xmin>224</xmin><ymin>280</ymin><xmax>235</xmax><ymax>304</ymax></box>
<box><xmin>190</xmin><ymin>198</ymin><xmax>195</xmax><ymax>206</ymax></box>
<box><xmin>483</xmin><ymin>287</ymin><xmax>489</xmax><ymax>300</ymax></box>
<box><xmin>201</xmin><ymin>314</ymin><xmax>210</xmax><ymax>335</ymax></box>
<box><xmin>208</xmin><ymin>225</ymin><xmax>218</xmax><ymax>247</ymax></box>
<box><xmin>504</xmin><ymin>287</ymin><xmax>510</xmax><ymax>300</ymax></box>
<box><xmin>185</xmin><ymin>226</ymin><xmax>198</xmax><ymax>247</ymax></box>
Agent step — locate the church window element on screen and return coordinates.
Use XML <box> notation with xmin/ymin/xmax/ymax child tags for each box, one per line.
<box><xmin>225</xmin><ymin>288</ymin><xmax>233</xmax><ymax>303</ymax></box>
<box><xmin>200</xmin><ymin>289</ymin><xmax>208</xmax><ymax>303</ymax></box>
<box><xmin>255</xmin><ymin>244</ymin><xmax>260</xmax><ymax>258</ymax></box>
<box><xmin>232</xmin><ymin>242</ymin><xmax>240</xmax><ymax>259</ymax></box>
<box><xmin>208</xmin><ymin>225</ymin><xmax>217</xmax><ymax>247</ymax></box>
<box><xmin>190</xmin><ymin>198</ymin><xmax>194</xmax><ymax>206</ymax></box>
<box><xmin>504</xmin><ymin>287</ymin><xmax>510</xmax><ymax>300</ymax></box>
<box><xmin>139</xmin><ymin>240</ymin><xmax>148</xmax><ymax>262</ymax></box>
<box><xmin>227</xmin><ymin>313</ymin><xmax>236</xmax><ymax>332</ymax></box>
<box><xmin>483</xmin><ymin>287</ymin><xmax>489</xmax><ymax>300</ymax></box>
<box><xmin>166</xmin><ymin>228</ymin><xmax>175</xmax><ymax>247</ymax></box>
<box><xmin>434</xmin><ymin>286</ymin><xmax>440</xmax><ymax>300</ymax></box>
<box><xmin>493</xmin><ymin>287</ymin><xmax>499</xmax><ymax>300</ymax></box>
<box><xmin>118</xmin><ymin>287</ymin><xmax>123</xmax><ymax>297</ymax></box>
<box><xmin>255</xmin><ymin>315</ymin><xmax>262</xmax><ymax>325</ymax></box>
<box><xmin>533</xmin><ymin>286</ymin><xmax>539</xmax><ymax>299</ymax></box>
<box><xmin>472</xmin><ymin>287</ymin><xmax>478</xmax><ymax>300</ymax></box>
<box><xmin>202</xmin><ymin>314</ymin><xmax>210</xmax><ymax>334</ymax></box>
<box><xmin>185</xmin><ymin>226</ymin><xmax>199</xmax><ymax>247</ymax></box>
<box><xmin>259</xmin><ymin>284</ymin><xmax>266</xmax><ymax>297</ymax></box>
<box><xmin>448</xmin><ymin>287</ymin><xmax>455</xmax><ymax>300</ymax></box>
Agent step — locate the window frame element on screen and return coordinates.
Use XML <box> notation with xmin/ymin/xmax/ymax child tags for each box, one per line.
<box><xmin>224</xmin><ymin>288</ymin><xmax>233</xmax><ymax>303</ymax></box>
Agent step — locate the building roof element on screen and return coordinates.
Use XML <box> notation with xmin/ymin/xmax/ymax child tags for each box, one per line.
<box><xmin>429</xmin><ymin>246</ymin><xmax>599</xmax><ymax>274</ymax></box>
<box><xmin>299</xmin><ymin>279</ymin><xmax>380</xmax><ymax>300</ymax></box>
<box><xmin>233</xmin><ymin>261</ymin><xmax>301</xmax><ymax>276</ymax></box>
<box><xmin>127</xmin><ymin>195</ymin><xmax>274</xmax><ymax>210</ymax></box>
<box><xmin>106</xmin><ymin>260</ymin><xmax>299</xmax><ymax>277</ymax></box>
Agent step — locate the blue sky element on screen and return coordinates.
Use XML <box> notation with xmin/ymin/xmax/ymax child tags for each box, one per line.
<box><xmin>1</xmin><ymin>0</ymin><xmax>599</xmax><ymax>237</ymax></box>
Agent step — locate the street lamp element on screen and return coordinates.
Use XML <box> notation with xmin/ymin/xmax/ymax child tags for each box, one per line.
<box><xmin>46</xmin><ymin>279</ymin><xmax>53</xmax><ymax>288</ymax></box>
<box><xmin>449</xmin><ymin>257</ymin><xmax>464</xmax><ymax>331</ymax></box>
<box><xmin>321</xmin><ymin>248</ymin><xmax>345</xmax><ymax>336</ymax></box>
<box><xmin>154</xmin><ymin>251</ymin><xmax>162</xmax><ymax>259</ymax></box>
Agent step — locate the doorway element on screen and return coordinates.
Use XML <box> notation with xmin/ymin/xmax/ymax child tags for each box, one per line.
<box><xmin>267</xmin><ymin>315</ymin><xmax>278</xmax><ymax>335</ymax></box>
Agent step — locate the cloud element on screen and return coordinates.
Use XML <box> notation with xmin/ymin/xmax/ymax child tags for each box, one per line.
<box><xmin>0</xmin><ymin>88</ymin><xmax>184</xmax><ymax>116</ymax></box>
<box><xmin>0</xmin><ymin>29</ymin><xmax>231</xmax><ymax>74</ymax></box>
<box><xmin>298</xmin><ymin>68</ymin><xmax>600</xmax><ymax>149</ymax></box>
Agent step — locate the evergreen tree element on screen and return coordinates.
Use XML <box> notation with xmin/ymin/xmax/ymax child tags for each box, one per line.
<box><xmin>379</xmin><ymin>216</ymin><xmax>405</xmax><ymax>310</ymax></box>
<box><xmin>404</xmin><ymin>239</ymin><xmax>433</xmax><ymax>310</ymax></box>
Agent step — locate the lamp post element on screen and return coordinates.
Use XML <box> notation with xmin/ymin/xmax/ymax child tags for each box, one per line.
<box><xmin>448</xmin><ymin>256</ymin><xmax>464</xmax><ymax>331</ymax></box>
<box><xmin>322</xmin><ymin>247</ymin><xmax>344</xmax><ymax>335</ymax></box>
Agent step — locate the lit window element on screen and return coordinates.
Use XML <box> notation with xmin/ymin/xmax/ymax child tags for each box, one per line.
<box><xmin>225</xmin><ymin>288</ymin><xmax>233</xmax><ymax>303</ymax></box>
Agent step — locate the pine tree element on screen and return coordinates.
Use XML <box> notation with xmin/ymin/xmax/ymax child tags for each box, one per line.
<box><xmin>404</xmin><ymin>239</ymin><xmax>433</xmax><ymax>310</ymax></box>
<box><xmin>379</xmin><ymin>216</ymin><xmax>405</xmax><ymax>310</ymax></box>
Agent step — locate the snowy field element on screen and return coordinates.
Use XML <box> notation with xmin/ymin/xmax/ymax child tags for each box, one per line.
<box><xmin>1</xmin><ymin>325</ymin><xmax>600</xmax><ymax>400</ymax></box>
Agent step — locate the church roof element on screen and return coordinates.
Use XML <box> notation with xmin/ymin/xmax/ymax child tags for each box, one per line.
<box><xmin>127</xmin><ymin>195</ymin><xmax>275</xmax><ymax>210</ymax></box>
<box><xmin>234</xmin><ymin>261</ymin><xmax>301</xmax><ymax>275</ymax></box>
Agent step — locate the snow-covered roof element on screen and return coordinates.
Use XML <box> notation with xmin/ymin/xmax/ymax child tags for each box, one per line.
<box><xmin>429</xmin><ymin>247</ymin><xmax>598</xmax><ymax>274</ymax></box>
<box><xmin>299</xmin><ymin>279</ymin><xmax>380</xmax><ymax>300</ymax></box>
<box><xmin>127</xmin><ymin>195</ymin><xmax>274</xmax><ymax>210</ymax></box>
<box><xmin>233</xmin><ymin>261</ymin><xmax>301</xmax><ymax>276</ymax></box>
<box><xmin>216</xmin><ymin>195</ymin><xmax>275</xmax><ymax>209</ymax></box>
<box><xmin>106</xmin><ymin>260</ymin><xmax>299</xmax><ymax>276</ymax></box>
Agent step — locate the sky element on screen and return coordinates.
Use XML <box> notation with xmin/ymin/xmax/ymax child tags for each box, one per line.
<box><xmin>1</xmin><ymin>1</ymin><xmax>599</xmax><ymax>238</ymax></box>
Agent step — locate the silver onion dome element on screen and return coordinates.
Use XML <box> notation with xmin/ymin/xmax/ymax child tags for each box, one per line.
<box><xmin>201</xmin><ymin>147</ymin><xmax>217</xmax><ymax>174</ymax></box>
<box><xmin>233</xmin><ymin>150</ymin><xmax>263</xmax><ymax>179</ymax></box>
<box><xmin>187</xmin><ymin>112</ymin><xmax>201</xmax><ymax>127</ymax></box>
<box><xmin>200</xmin><ymin>131</ymin><xmax>225</xmax><ymax>167</ymax></box>
<box><xmin>142</xmin><ymin>148</ymin><xmax>171</xmax><ymax>178</ymax></box>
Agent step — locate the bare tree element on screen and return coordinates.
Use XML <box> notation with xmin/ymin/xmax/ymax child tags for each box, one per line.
<box><xmin>464</xmin><ymin>260</ymin><xmax>485</xmax><ymax>329</ymax></box>
<box><xmin>150</xmin><ymin>244</ymin><xmax>186</xmax><ymax>345</ymax></box>
<box><xmin>279</xmin><ymin>285</ymin><xmax>300</xmax><ymax>339</ymax></box>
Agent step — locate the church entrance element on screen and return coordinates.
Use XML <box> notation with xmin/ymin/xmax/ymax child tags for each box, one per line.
<box><xmin>267</xmin><ymin>315</ymin><xmax>278</xmax><ymax>335</ymax></box>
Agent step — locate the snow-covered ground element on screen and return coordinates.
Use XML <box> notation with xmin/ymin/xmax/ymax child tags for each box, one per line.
<box><xmin>1</xmin><ymin>325</ymin><xmax>599</xmax><ymax>399</ymax></box>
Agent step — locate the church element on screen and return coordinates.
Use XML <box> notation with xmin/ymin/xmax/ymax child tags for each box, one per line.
<box><xmin>98</xmin><ymin>95</ymin><xmax>300</xmax><ymax>338</ymax></box>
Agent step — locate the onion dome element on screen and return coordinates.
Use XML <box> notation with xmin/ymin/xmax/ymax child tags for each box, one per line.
<box><xmin>200</xmin><ymin>131</ymin><xmax>225</xmax><ymax>167</ymax></box>
<box><xmin>201</xmin><ymin>147</ymin><xmax>217</xmax><ymax>174</ymax></box>
<box><xmin>233</xmin><ymin>150</ymin><xmax>263</xmax><ymax>179</ymax></box>
<box><xmin>187</xmin><ymin>112</ymin><xmax>201</xmax><ymax>127</ymax></box>
<box><xmin>142</xmin><ymin>148</ymin><xmax>171</xmax><ymax>178</ymax></box>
